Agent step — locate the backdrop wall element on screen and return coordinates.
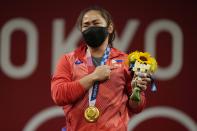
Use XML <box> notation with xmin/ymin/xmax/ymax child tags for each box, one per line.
<box><xmin>0</xmin><ymin>0</ymin><xmax>196</xmax><ymax>130</ymax></box>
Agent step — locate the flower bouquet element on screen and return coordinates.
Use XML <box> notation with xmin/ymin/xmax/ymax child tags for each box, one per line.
<box><xmin>128</xmin><ymin>51</ymin><xmax>157</xmax><ymax>102</ymax></box>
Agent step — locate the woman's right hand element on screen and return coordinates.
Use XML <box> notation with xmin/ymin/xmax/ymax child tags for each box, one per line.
<box><xmin>92</xmin><ymin>65</ymin><xmax>112</xmax><ymax>81</ymax></box>
<box><xmin>80</xmin><ymin>65</ymin><xmax>116</xmax><ymax>90</ymax></box>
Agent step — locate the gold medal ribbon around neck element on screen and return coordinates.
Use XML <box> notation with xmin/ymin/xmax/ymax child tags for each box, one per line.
<box><xmin>85</xmin><ymin>47</ymin><xmax>110</xmax><ymax>122</ymax></box>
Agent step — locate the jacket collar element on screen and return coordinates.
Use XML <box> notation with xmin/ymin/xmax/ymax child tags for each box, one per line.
<box><xmin>74</xmin><ymin>44</ymin><xmax>125</xmax><ymax>61</ymax></box>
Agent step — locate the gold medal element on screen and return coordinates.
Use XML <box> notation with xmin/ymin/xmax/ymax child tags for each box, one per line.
<box><xmin>84</xmin><ymin>106</ymin><xmax>100</xmax><ymax>122</ymax></box>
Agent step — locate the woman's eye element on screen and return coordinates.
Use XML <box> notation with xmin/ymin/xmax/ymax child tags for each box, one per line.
<box><xmin>94</xmin><ymin>23</ymin><xmax>100</xmax><ymax>25</ymax></box>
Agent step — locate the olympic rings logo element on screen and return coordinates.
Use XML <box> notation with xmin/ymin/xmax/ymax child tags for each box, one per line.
<box><xmin>23</xmin><ymin>106</ymin><xmax>197</xmax><ymax>131</ymax></box>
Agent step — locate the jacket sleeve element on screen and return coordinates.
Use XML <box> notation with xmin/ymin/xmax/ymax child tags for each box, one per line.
<box><xmin>51</xmin><ymin>55</ymin><xmax>86</xmax><ymax>106</ymax></box>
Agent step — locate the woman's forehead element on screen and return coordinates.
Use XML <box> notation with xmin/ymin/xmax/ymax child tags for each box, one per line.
<box><xmin>82</xmin><ymin>10</ymin><xmax>106</xmax><ymax>23</ymax></box>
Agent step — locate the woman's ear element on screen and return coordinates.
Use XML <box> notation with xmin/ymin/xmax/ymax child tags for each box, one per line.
<box><xmin>108</xmin><ymin>23</ymin><xmax>114</xmax><ymax>34</ymax></box>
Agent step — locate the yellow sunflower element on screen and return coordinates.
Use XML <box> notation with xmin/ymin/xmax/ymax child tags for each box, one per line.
<box><xmin>128</xmin><ymin>51</ymin><xmax>139</xmax><ymax>64</ymax></box>
<box><xmin>137</xmin><ymin>52</ymin><xmax>151</xmax><ymax>64</ymax></box>
<box><xmin>128</xmin><ymin>51</ymin><xmax>157</xmax><ymax>73</ymax></box>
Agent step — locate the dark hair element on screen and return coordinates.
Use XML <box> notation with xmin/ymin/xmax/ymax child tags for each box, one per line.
<box><xmin>77</xmin><ymin>6</ymin><xmax>115</xmax><ymax>47</ymax></box>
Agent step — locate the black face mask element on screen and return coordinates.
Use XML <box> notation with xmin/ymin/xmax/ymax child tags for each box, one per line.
<box><xmin>82</xmin><ymin>26</ymin><xmax>109</xmax><ymax>48</ymax></box>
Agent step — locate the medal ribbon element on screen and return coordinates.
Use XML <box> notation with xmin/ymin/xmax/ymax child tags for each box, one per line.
<box><xmin>86</xmin><ymin>47</ymin><xmax>111</xmax><ymax>106</ymax></box>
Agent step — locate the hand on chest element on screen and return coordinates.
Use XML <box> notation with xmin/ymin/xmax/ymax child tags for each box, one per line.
<box><xmin>72</xmin><ymin>58</ymin><xmax>126</xmax><ymax>85</ymax></box>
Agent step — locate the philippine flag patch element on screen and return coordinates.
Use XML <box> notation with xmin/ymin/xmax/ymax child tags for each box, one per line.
<box><xmin>112</xmin><ymin>59</ymin><xmax>123</xmax><ymax>67</ymax></box>
<box><xmin>112</xmin><ymin>59</ymin><xmax>123</xmax><ymax>64</ymax></box>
